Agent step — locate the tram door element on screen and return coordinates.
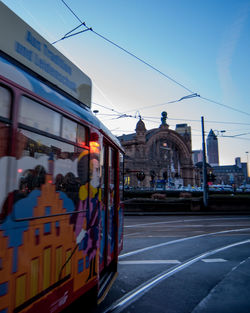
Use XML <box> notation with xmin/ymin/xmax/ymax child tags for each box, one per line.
<box><xmin>99</xmin><ymin>145</ymin><xmax>117</xmax><ymax>273</ymax></box>
<box><xmin>107</xmin><ymin>147</ymin><xmax>116</xmax><ymax>265</ymax></box>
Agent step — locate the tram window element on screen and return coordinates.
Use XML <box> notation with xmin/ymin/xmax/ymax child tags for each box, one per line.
<box><xmin>100</xmin><ymin>145</ymin><xmax>106</xmax><ymax>212</ymax></box>
<box><xmin>62</xmin><ymin>117</ymin><xmax>77</xmax><ymax>142</ymax></box>
<box><xmin>0</xmin><ymin>87</ymin><xmax>11</xmax><ymax>158</ymax></box>
<box><xmin>119</xmin><ymin>152</ymin><xmax>124</xmax><ymax>201</ymax></box>
<box><xmin>16</xmin><ymin>129</ymin><xmax>87</xmax><ymax>205</ymax></box>
<box><xmin>19</xmin><ymin>96</ymin><xmax>60</xmax><ymax>136</ymax></box>
<box><xmin>107</xmin><ymin>147</ymin><xmax>116</xmax><ymax>263</ymax></box>
<box><xmin>0</xmin><ymin>85</ymin><xmax>11</xmax><ymax>118</ymax></box>
<box><xmin>100</xmin><ymin>146</ymin><xmax>105</xmax><ymax>196</ymax></box>
<box><xmin>77</xmin><ymin>124</ymin><xmax>87</xmax><ymax>147</ymax></box>
<box><xmin>109</xmin><ymin>148</ymin><xmax>115</xmax><ymax>207</ymax></box>
<box><xmin>0</xmin><ymin>86</ymin><xmax>11</xmax><ymax>215</ymax></box>
<box><xmin>109</xmin><ymin>148</ymin><xmax>115</xmax><ymax>186</ymax></box>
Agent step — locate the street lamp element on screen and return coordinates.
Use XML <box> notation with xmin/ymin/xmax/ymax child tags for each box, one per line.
<box><xmin>246</xmin><ymin>151</ymin><xmax>249</xmax><ymax>181</ymax></box>
<box><xmin>214</xmin><ymin>130</ymin><xmax>226</xmax><ymax>136</ymax></box>
<box><xmin>160</xmin><ymin>145</ymin><xmax>171</xmax><ymax>187</ymax></box>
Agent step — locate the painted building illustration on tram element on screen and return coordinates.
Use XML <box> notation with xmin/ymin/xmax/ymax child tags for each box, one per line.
<box><xmin>0</xmin><ymin>3</ymin><xmax>124</xmax><ymax>312</ymax></box>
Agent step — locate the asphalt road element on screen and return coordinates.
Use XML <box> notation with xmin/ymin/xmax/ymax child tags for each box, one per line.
<box><xmin>96</xmin><ymin>215</ymin><xmax>250</xmax><ymax>313</ymax></box>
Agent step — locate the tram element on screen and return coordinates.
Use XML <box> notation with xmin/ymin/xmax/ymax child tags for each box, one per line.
<box><xmin>0</xmin><ymin>3</ymin><xmax>124</xmax><ymax>312</ymax></box>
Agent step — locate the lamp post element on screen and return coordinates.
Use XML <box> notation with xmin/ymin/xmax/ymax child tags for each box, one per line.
<box><xmin>214</xmin><ymin>130</ymin><xmax>226</xmax><ymax>136</ymax></box>
<box><xmin>246</xmin><ymin>151</ymin><xmax>249</xmax><ymax>183</ymax></box>
<box><xmin>160</xmin><ymin>145</ymin><xmax>171</xmax><ymax>188</ymax></box>
<box><xmin>201</xmin><ymin>116</ymin><xmax>208</xmax><ymax>207</ymax></box>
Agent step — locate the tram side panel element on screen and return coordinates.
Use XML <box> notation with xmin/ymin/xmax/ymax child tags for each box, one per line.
<box><xmin>118</xmin><ymin>152</ymin><xmax>124</xmax><ymax>255</ymax></box>
<box><xmin>0</xmin><ymin>1</ymin><xmax>123</xmax><ymax>307</ymax></box>
<box><xmin>0</xmin><ymin>89</ymin><xmax>104</xmax><ymax>312</ymax></box>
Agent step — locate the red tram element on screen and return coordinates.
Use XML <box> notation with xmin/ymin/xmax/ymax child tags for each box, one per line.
<box><xmin>0</xmin><ymin>3</ymin><xmax>124</xmax><ymax>312</ymax></box>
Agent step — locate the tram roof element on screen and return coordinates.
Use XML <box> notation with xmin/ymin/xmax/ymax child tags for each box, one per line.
<box><xmin>0</xmin><ymin>54</ymin><xmax>122</xmax><ymax>151</ymax></box>
<box><xmin>0</xmin><ymin>2</ymin><xmax>92</xmax><ymax>108</ymax></box>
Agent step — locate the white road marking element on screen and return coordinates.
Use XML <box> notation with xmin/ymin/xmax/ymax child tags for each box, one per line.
<box><xmin>202</xmin><ymin>258</ymin><xmax>227</xmax><ymax>263</ymax></box>
<box><xmin>119</xmin><ymin>227</ymin><xmax>250</xmax><ymax>259</ymax></box>
<box><xmin>105</xmin><ymin>239</ymin><xmax>250</xmax><ymax>313</ymax></box>
<box><xmin>119</xmin><ymin>260</ymin><xmax>181</xmax><ymax>265</ymax></box>
<box><xmin>126</xmin><ymin>224</ymin><xmax>250</xmax><ymax>229</ymax></box>
<box><xmin>124</xmin><ymin>232</ymin><xmax>141</xmax><ymax>237</ymax></box>
<box><xmin>124</xmin><ymin>217</ymin><xmax>250</xmax><ymax>228</ymax></box>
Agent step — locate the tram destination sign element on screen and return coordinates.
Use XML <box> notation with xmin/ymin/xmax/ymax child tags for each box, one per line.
<box><xmin>0</xmin><ymin>2</ymin><xmax>92</xmax><ymax>108</ymax></box>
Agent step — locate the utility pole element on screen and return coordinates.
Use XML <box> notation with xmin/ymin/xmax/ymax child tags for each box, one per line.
<box><xmin>201</xmin><ymin>116</ymin><xmax>208</xmax><ymax>207</ymax></box>
<box><xmin>246</xmin><ymin>151</ymin><xmax>249</xmax><ymax>183</ymax></box>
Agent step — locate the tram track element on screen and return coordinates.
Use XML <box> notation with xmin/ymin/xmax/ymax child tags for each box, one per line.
<box><xmin>95</xmin><ymin>216</ymin><xmax>250</xmax><ymax>313</ymax></box>
<box><xmin>104</xmin><ymin>239</ymin><xmax>250</xmax><ymax>313</ymax></box>
<box><xmin>119</xmin><ymin>227</ymin><xmax>250</xmax><ymax>259</ymax></box>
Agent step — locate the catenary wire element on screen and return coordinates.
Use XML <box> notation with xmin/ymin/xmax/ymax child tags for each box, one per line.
<box><xmin>94</xmin><ymin>100</ymin><xmax>250</xmax><ymax>126</ymax></box>
<box><xmin>52</xmin><ymin>27</ymin><xmax>91</xmax><ymax>44</ymax></box>
<box><xmin>200</xmin><ymin>96</ymin><xmax>250</xmax><ymax>117</ymax></box>
<box><xmin>59</xmin><ymin>0</ymin><xmax>250</xmax><ymax>118</ymax></box>
<box><xmin>58</xmin><ymin>0</ymin><xmax>195</xmax><ymax>94</ymax></box>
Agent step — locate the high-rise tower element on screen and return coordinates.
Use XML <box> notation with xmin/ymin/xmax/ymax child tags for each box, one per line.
<box><xmin>206</xmin><ymin>129</ymin><xmax>219</xmax><ymax>166</ymax></box>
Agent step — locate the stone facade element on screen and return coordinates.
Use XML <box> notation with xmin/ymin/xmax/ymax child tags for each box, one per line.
<box><xmin>118</xmin><ymin>112</ymin><xmax>195</xmax><ymax>188</ymax></box>
<box><xmin>212</xmin><ymin>158</ymin><xmax>248</xmax><ymax>187</ymax></box>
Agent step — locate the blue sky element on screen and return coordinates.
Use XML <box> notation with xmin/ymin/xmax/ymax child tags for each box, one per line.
<box><xmin>2</xmin><ymin>0</ymin><xmax>250</xmax><ymax>166</ymax></box>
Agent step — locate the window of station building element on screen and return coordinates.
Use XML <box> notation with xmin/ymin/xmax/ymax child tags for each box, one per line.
<box><xmin>19</xmin><ymin>96</ymin><xmax>60</xmax><ymax>136</ymax></box>
<box><xmin>0</xmin><ymin>85</ymin><xmax>11</xmax><ymax>119</ymax></box>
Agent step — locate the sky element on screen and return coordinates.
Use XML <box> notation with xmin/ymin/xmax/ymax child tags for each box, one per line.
<box><xmin>2</xmin><ymin>0</ymin><xmax>250</xmax><ymax>167</ymax></box>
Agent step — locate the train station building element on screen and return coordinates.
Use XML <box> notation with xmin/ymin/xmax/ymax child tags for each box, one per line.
<box><xmin>118</xmin><ymin>112</ymin><xmax>195</xmax><ymax>188</ymax></box>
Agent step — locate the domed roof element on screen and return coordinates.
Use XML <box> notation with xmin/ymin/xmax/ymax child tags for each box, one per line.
<box><xmin>136</xmin><ymin>117</ymin><xmax>146</xmax><ymax>132</ymax></box>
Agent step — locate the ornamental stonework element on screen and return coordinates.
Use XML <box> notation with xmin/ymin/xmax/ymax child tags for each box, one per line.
<box><xmin>118</xmin><ymin>112</ymin><xmax>195</xmax><ymax>188</ymax></box>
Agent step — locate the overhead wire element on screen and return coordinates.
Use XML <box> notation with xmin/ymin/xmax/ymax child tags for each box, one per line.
<box><xmin>92</xmin><ymin>101</ymin><xmax>123</xmax><ymax>115</ymax></box>
<box><xmin>94</xmin><ymin>100</ymin><xmax>250</xmax><ymax>128</ymax></box>
<box><xmin>123</xmin><ymin>93</ymin><xmax>200</xmax><ymax>113</ymax></box>
<box><xmin>200</xmin><ymin>96</ymin><xmax>250</xmax><ymax>117</ymax></box>
<box><xmin>58</xmin><ymin>0</ymin><xmax>194</xmax><ymax>94</ymax></box>
<box><xmin>58</xmin><ymin>0</ymin><xmax>250</xmax><ymax>118</ymax></box>
<box><xmin>90</xmin><ymin>29</ymin><xmax>194</xmax><ymax>94</ymax></box>
<box><xmin>139</xmin><ymin>115</ymin><xmax>250</xmax><ymax>126</ymax></box>
<box><xmin>60</xmin><ymin>0</ymin><xmax>83</xmax><ymax>24</ymax></box>
<box><xmin>52</xmin><ymin>26</ymin><xmax>91</xmax><ymax>44</ymax></box>
<box><xmin>93</xmin><ymin>100</ymin><xmax>250</xmax><ymax>127</ymax></box>
<box><xmin>104</xmin><ymin>110</ymin><xmax>250</xmax><ymax>140</ymax></box>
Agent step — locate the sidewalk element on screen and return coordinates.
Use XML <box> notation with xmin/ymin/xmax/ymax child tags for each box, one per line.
<box><xmin>192</xmin><ymin>257</ymin><xmax>250</xmax><ymax>313</ymax></box>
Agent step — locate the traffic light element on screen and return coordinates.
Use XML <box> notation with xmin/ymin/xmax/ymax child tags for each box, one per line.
<box><xmin>207</xmin><ymin>173</ymin><xmax>216</xmax><ymax>183</ymax></box>
<box><xmin>136</xmin><ymin>171</ymin><xmax>145</xmax><ymax>181</ymax></box>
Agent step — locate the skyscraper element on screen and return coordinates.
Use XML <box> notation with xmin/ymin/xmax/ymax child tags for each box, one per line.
<box><xmin>206</xmin><ymin>129</ymin><xmax>219</xmax><ymax>166</ymax></box>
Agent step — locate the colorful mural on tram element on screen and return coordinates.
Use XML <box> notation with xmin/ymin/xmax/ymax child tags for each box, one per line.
<box><xmin>0</xmin><ymin>3</ymin><xmax>124</xmax><ymax>312</ymax></box>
